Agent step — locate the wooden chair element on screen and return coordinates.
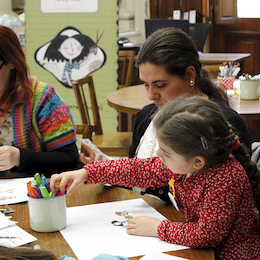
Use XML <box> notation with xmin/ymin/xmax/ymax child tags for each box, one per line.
<box><xmin>75</xmin><ymin>124</ymin><xmax>92</xmax><ymax>154</ymax></box>
<box><xmin>118</xmin><ymin>50</ymin><xmax>136</xmax><ymax>132</ymax></box>
<box><xmin>72</xmin><ymin>76</ymin><xmax>132</xmax><ymax>157</ymax></box>
<box><xmin>118</xmin><ymin>50</ymin><xmax>135</xmax><ymax>89</ymax></box>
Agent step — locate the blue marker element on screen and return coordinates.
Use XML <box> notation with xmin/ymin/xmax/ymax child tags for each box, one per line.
<box><xmin>41</xmin><ymin>176</ymin><xmax>46</xmax><ymax>187</ymax></box>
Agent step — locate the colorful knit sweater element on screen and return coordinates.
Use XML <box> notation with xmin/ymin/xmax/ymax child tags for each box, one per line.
<box><xmin>12</xmin><ymin>76</ymin><xmax>77</xmax><ymax>152</ymax></box>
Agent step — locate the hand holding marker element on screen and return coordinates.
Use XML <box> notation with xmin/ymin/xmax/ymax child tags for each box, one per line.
<box><xmin>27</xmin><ymin>173</ymin><xmax>62</xmax><ymax>198</ymax></box>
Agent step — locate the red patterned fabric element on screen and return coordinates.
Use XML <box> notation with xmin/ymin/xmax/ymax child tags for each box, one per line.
<box><xmin>84</xmin><ymin>156</ymin><xmax>260</xmax><ymax>260</ymax></box>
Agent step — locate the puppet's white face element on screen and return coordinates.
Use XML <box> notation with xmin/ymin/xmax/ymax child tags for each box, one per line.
<box><xmin>58</xmin><ymin>37</ymin><xmax>83</xmax><ymax>60</ymax></box>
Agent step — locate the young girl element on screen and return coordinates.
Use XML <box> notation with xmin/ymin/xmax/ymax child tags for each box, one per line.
<box><xmin>50</xmin><ymin>96</ymin><xmax>260</xmax><ymax>260</ymax></box>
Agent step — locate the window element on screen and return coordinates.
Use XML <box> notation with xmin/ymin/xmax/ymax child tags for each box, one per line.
<box><xmin>237</xmin><ymin>0</ymin><xmax>260</xmax><ymax>18</ymax></box>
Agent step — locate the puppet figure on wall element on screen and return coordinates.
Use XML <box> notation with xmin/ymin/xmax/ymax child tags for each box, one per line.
<box><xmin>35</xmin><ymin>26</ymin><xmax>106</xmax><ymax>88</ymax></box>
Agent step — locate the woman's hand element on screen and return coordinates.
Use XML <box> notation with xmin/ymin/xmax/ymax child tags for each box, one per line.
<box><xmin>126</xmin><ymin>216</ymin><xmax>161</xmax><ymax>237</ymax></box>
<box><xmin>0</xmin><ymin>145</ymin><xmax>20</xmax><ymax>171</ymax></box>
<box><xmin>50</xmin><ymin>168</ymin><xmax>88</xmax><ymax>196</ymax></box>
<box><xmin>80</xmin><ymin>144</ymin><xmax>107</xmax><ymax>164</ymax></box>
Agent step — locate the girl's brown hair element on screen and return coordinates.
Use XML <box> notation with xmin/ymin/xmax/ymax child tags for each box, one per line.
<box><xmin>154</xmin><ymin>95</ymin><xmax>260</xmax><ymax>228</ymax></box>
<box><xmin>0</xmin><ymin>246</ymin><xmax>57</xmax><ymax>260</ymax></box>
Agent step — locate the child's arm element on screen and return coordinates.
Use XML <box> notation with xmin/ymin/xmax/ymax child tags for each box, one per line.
<box><xmin>50</xmin><ymin>168</ymin><xmax>88</xmax><ymax>196</ymax></box>
<box><xmin>84</xmin><ymin>157</ymin><xmax>171</xmax><ymax>188</ymax></box>
<box><xmin>51</xmin><ymin>157</ymin><xmax>172</xmax><ymax>195</ymax></box>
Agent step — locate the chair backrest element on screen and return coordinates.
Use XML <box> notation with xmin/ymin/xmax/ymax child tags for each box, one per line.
<box><xmin>75</xmin><ymin>124</ymin><xmax>93</xmax><ymax>139</ymax></box>
<box><xmin>118</xmin><ymin>50</ymin><xmax>135</xmax><ymax>89</ymax></box>
<box><xmin>145</xmin><ymin>19</ymin><xmax>189</xmax><ymax>38</ymax></box>
<box><xmin>189</xmin><ymin>22</ymin><xmax>212</xmax><ymax>52</ymax></box>
<box><xmin>75</xmin><ymin>124</ymin><xmax>92</xmax><ymax>154</ymax></box>
<box><xmin>72</xmin><ymin>76</ymin><xmax>103</xmax><ymax>137</ymax></box>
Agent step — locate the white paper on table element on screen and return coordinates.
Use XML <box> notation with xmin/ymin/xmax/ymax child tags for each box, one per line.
<box><xmin>60</xmin><ymin>198</ymin><xmax>189</xmax><ymax>260</ymax></box>
<box><xmin>0</xmin><ymin>212</ymin><xmax>17</xmax><ymax>229</ymax></box>
<box><xmin>140</xmin><ymin>252</ymin><xmax>189</xmax><ymax>260</ymax></box>
<box><xmin>0</xmin><ymin>224</ymin><xmax>37</xmax><ymax>247</ymax></box>
<box><xmin>0</xmin><ymin>177</ymin><xmax>33</xmax><ymax>205</ymax></box>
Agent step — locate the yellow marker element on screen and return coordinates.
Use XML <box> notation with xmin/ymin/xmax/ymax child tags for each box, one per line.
<box><xmin>168</xmin><ymin>179</ymin><xmax>175</xmax><ymax>198</ymax></box>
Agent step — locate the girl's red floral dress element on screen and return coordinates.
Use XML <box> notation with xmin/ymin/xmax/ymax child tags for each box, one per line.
<box><xmin>84</xmin><ymin>156</ymin><xmax>260</xmax><ymax>260</ymax></box>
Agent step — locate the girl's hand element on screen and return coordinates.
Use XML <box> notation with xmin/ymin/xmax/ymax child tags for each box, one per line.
<box><xmin>50</xmin><ymin>168</ymin><xmax>88</xmax><ymax>196</ymax></box>
<box><xmin>0</xmin><ymin>145</ymin><xmax>20</xmax><ymax>171</ymax></box>
<box><xmin>126</xmin><ymin>216</ymin><xmax>161</xmax><ymax>237</ymax></box>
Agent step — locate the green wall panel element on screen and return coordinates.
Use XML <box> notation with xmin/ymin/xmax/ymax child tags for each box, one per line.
<box><xmin>25</xmin><ymin>0</ymin><xmax>119</xmax><ymax>133</ymax></box>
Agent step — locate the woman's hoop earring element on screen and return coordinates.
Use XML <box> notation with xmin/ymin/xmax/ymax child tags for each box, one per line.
<box><xmin>194</xmin><ymin>165</ymin><xmax>197</xmax><ymax>169</ymax></box>
<box><xmin>190</xmin><ymin>80</ymin><xmax>195</xmax><ymax>86</ymax></box>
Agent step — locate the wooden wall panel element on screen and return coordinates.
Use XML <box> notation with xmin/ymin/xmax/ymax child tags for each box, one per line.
<box><xmin>222</xmin><ymin>34</ymin><xmax>255</xmax><ymax>74</ymax></box>
<box><xmin>150</xmin><ymin>0</ymin><xmax>159</xmax><ymax>18</ymax></box>
<box><xmin>182</xmin><ymin>0</ymin><xmax>202</xmax><ymax>13</ymax></box>
<box><xmin>150</xmin><ymin>0</ymin><xmax>180</xmax><ymax>18</ymax></box>
<box><xmin>221</xmin><ymin>32</ymin><xmax>260</xmax><ymax>74</ymax></box>
<box><xmin>150</xmin><ymin>0</ymin><xmax>203</xmax><ymax>19</ymax></box>
<box><xmin>158</xmin><ymin>0</ymin><xmax>180</xmax><ymax>18</ymax></box>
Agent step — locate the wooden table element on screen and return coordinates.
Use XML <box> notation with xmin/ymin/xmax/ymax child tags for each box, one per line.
<box><xmin>10</xmin><ymin>184</ymin><xmax>214</xmax><ymax>260</ymax></box>
<box><xmin>119</xmin><ymin>50</ymin><xmax>251</xmax><ymax>65</ymax></box>
<box><xmin>107</xmin><ymin>85</ymin><xmax>151</xmax><ymax>115</ymax></box>
<box><xmin>107</xmin><ymin>84</ymin><xmax>260</xmax><ymax>118</ymax></box>
<box><xmin>107</xmin><ymin>84</ymin><xmax>260</xmax><ymax>141</ymax></box>
<box><xmin>198</xmin><ymin>53</ymin><xmax>251</xmax><ymax>65</ymax></box>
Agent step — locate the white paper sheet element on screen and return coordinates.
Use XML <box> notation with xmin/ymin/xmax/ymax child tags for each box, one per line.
<box><xmin>0</xmin><ymin>212</ymin><xmax>37</xmax><ymax>247</ymax></box>
<box><xmin>0</xmin><ymin>177</ymin><xmax>33</xmax><ymax>205</ymax></box>
<box><xmin>0</xmin><ymin>212</ymin><xmax>17</xmax><ymax>229</ymax></box>
<box><xmin>61</xmin><ymin>198</ymin><xmax>189</xmax><ymax>259</ymax></box>
<box><xmin>0</xmin><ymin>224</ymin><xmax>37</xmax><ymax>247</ymax></box>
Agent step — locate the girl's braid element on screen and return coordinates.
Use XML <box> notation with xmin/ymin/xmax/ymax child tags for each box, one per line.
<box><xmin>215</xmin><ymin>123</ymin><xmax>260</xmax><ymax>229</ymax></box>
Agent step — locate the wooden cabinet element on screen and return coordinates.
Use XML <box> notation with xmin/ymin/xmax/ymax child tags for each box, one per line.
<box><xmin>149</xmin><ymin>0</ymin><xmax>238</xmax><ymax>24</ymax></box>
<box><xmin>150</xmin><ymin>0</ymin><xmax>204</xmax><ymax>19</ymax></box>
<box><xmin>150</xmin><ymin>0</ymin><xmax>178</xmax><ymax>18</ymax></box>
<box><xmin>214</xmin><ymin>0</ymin><xmax>237</xmax><ymax>24</ymax></box>
<box><xmin>149</xmin><ymin>0</ymin><xmax>260</xmax><ymax>76</ymax></box>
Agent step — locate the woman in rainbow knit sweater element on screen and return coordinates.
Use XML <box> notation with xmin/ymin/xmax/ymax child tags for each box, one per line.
<box><xmin>0</xmin><ymin>26</ymin><xmax>78</xmax><ymax>178</ymax></box>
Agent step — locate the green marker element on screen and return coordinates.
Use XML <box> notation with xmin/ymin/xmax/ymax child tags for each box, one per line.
<box><xmin>40</xmin><ymin>186</ymin><xmax>49</xmax><ymax>198</ymax></box>
<box><xmin>34</xmin><ymin>173</ymin><xmax>42</xmax><ymax>186</ymax></box>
